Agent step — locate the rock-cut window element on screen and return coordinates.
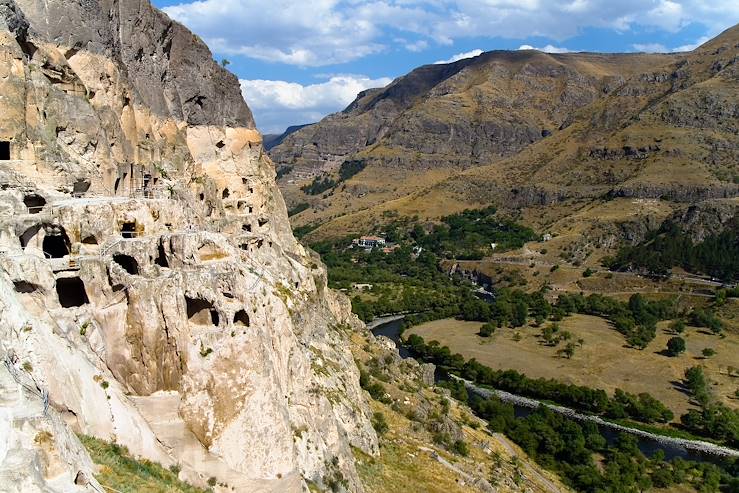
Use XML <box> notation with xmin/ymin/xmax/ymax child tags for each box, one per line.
<box><xmin>0</xmin><ymin>141</ymin><xmax>10</xmax><ymax>160</ymax></box>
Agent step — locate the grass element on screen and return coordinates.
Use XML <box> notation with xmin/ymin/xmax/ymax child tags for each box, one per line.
<box><xmin>79</xmin><ymin>435</ymin><xmax>208</xmax><ymax>493</ymax></box>
<box><xmin>407</xmin><ymin>313</ymin><xmax>739</xmax><ymax>418</ymax></box>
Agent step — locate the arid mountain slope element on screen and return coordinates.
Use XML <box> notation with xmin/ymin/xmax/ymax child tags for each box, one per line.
<box><xmin>273</xmin><ymin>26</ymin><xmax>738</xmax><ymax>244</ymax></box>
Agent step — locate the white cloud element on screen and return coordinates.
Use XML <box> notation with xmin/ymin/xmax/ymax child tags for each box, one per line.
<box><xmin>672</xmin><ymin>35</ymin><xmax>710</xmax><ymax>52</ymax></box>
<box><xmin>240</xmin><ymin>75</ymin><xmax>392</xmax><ymax>134</ymax></box>
<box><xmin>632</xmin><ymin>42</ymin><xmax>668</xmax><ymax>53</ymax></box>
<box><xmin>518</xmin><ymin>44</ymin><xmax>571</xmax><ymax>53</ymax></box>
<box><xmin>434</xmin><ymin>49</ymin><xmax>484</xmax><ymax>64</ymax></box>
<box><xmin>405</xmin><ymin>40</ymin><xmax>429</xmax><ymax>52</ymax></box>
<box><xmin>163</xmin><ymin>0</ymin><xmax>739</xmax><ymax>67</ymax></box>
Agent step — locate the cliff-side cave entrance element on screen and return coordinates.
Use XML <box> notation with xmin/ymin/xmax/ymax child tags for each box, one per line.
<box><xmin>233</xmin><ymin>309</ymin><xmax>250</xmax><ymax>327</ymax></box>
<box><xmin>121</xmin><ymin>221</ymin><xmax>137</xmax><ymax>238</ymax></box>
<box><xmin>19</xmin><ymin>224</ymin><xmax>41</xmax><ymax>249</ymax></box>
<box><xmin>23</xmin><ymin>194</ymin><xmax>46</xmax><ymax>213</ymax></box>
<box><xmin>113</xmin><ymin>254</ymin><xmax>139</xmax><ymax>275</ymax></box>
<box><xmin>43</xmin><ymin>232</ymin><xmax>70</xmax><ymax>258</ymax></box>
<box><xmin>155</xmin><ymin>241</ymin><xmax>169</xmax><ymax>268</ymax></box>
<box><xmin>186</xmin><ymin>297</ymin><xmax>219</xmax><ymax>326</ymax></box>
<box><xmin>0</xmin><ymin>142</ymin><xmax>10</xmax><ymax>160</ymax></box>
<box><xmin>56</xmin><ymin>277</ymin><xmax>90</xmax><ymax>308</ymax></box>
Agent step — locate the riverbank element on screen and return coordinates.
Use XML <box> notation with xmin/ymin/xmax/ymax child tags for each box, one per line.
<box><xmin>370</xmin><ymin>317</ymin><xmax>739</xmax><ymax>462</ymax></box>
<box><xmin>451</xmin><ymin>375</ymin><xmax>739</xmax><ymax>460</ymax></box>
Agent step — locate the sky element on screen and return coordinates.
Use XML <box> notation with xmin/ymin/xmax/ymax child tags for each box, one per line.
<box><xmin>152</xmin><ymin>0</ymin><xmax>739</xmax><ymax>135</ymax></box>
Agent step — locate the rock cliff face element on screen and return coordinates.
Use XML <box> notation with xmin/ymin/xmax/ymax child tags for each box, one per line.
<box><xmin>0</xmin><ymin>1</ymin><xmax>377</xmax><ymax>491</ymax></box>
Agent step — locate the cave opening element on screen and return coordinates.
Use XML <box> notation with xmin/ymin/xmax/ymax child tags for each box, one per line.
<box><xmin>185</xmin><ymin>297</ymin><xmax>219</xmax><ymax>326</ymax></box>
<box><xmin>155</xmin><ymin>242</ymin><xmax>169</xmax><ymax>268</ymax></box>
<box><xmin>43</xmin><ymin>232</ymin><xmax>70</xmax><ymax>259</ymax></box>
<box><xmin>23</xmin><ymin>194</ymin><xmax>46</xmax><ymax>213</ymax></box>
<box><xmin>121</xmin><ymin>222</ymin><xmax>137</xmax><ymax>239</ymax></box>
<box><xmin>81</xmin><ymin>235</ymin><xmax>98</xmax><ymax>245</ymax></box>
<box><xmin>0</xmin><ymin>141</ymin><xmax>10</xmax><ymax>160</ymax></box>
<box><xmin>14</xmin><ymin>280</ymin><xmax>38</xmax><ymax>293</ymax></box>
<box><xmin>233</xmin><ymin>309</ymin><xmax>250</xmax><ymax>327</ymax></box>
<box><xmin>113</xmin><ymin>254</ymin><xmax>139</xmax><ymax>275</ymax></box>
<box><xmin>222</xmin><ymin>188</ymin><xmax>230</xmax><ymax>199</ymax></box>
<box><xmin>242</xmin><ymin>224</ymin><xmax>252</xmax><ymax>233</ymax></box>
<box><xmin>19</xmin><ymin>224</ymin><xmax>41</xmax><ymax>248</ymax></box>
<box><xmin>56</xmin><ymin>277</ymin><xmax>89</xmax><ymax>308</ymax></box>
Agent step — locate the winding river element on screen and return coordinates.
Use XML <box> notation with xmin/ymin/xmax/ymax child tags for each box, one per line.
<box><xmin>371</xmin><ymin>317</ymin><xmax>739</xmax><ymax>464</ymax></box>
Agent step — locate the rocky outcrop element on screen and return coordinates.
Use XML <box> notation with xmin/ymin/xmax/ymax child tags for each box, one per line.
<box><xmin>0</xmin><ymin>1</ymin><xmax>377</xmax><ymax>492</ymax></box>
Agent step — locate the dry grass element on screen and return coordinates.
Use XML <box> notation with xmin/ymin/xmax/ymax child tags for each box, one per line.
<box><xmin>408</xmin><ymin>313</ymin><xmax>739</xmax><ymax>417</ymax></box>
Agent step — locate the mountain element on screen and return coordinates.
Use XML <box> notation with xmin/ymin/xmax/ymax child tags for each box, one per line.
<box><xmin>270</xmin><ymin>27</ymin><xmax>738</xmax><ymax>245</ymax></box>
<box><xmin>263</xmin><ymin>123</ymin><xmax>314</xmax><ymax>151</ymax></box>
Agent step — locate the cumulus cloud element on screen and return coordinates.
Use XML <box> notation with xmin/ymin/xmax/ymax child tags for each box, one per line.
<box><xmin>672</xmin><ymin>35</ymin><xmax>711</xmax><ymax>52</ymax></box>
<box><xmin>632</xmin><ymin>42</ymin><xmax>668</xmax><ymax>53</ymax></box>
<box><xmin>240</xmin><ymin>75</ymin><xmax>392</xmax><ymax>134</ymax></box>
<box><xmin>163</xmin><ymin>0</ymin><xmax>739</xmax><ymax>67</ymax></box>
<box><xmin>434</xmin><ymin>49</ymin><xmax>484</xmax><ymax>64</ymax></box>
<box><xmin>518</xmin><ymin>44</ymin><xmax>571</xmax><ymax>53</ymax></box>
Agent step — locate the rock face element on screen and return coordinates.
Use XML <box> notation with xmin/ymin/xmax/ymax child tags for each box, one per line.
<box><xmin>270</xmin><ymin>50</ymin><xmax>676</xmax><ymax>175</ymax></box>
<box><xmin>0</xmin><ymin>1</ymin><xmax>377</xmax><ymax>492</ymax></box>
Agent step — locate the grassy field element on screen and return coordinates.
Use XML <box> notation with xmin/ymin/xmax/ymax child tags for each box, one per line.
<box><xmin>407</xmin><ymin>314</ymin><xmax>739</xmax><ymax>418</ymax></box>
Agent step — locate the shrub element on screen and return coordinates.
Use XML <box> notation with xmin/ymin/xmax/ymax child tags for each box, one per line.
<box><xmin>479</xmin><ymin>323</ymin><xmax>496</xmax><ymax>337</ymax></box>
<box><xmin>371</xmin><ymin>412</ymin><xmax>389</xmax><ymax>435</ymax></box>
<box><xmin>666</xmin><ymin>337</ymin><xmax>686</xmax><ymax>356</ymax></box>
<box><xmin>452</xmin><ymin>440</ymin><xmax>470</xmax><ymax>456</ymax></box>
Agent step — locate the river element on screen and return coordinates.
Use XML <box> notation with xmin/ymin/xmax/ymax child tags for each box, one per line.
<box><xmin>370</xmin><ymin>317</ymin><xmax>738</xmax><ymax>464</ymax></box>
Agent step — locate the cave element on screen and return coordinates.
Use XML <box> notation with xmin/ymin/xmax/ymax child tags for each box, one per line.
<box><xmin>258</xmin><ymin>218</ymin><xmax>268</xmax><ymax>227</ymax></box>
<box><xmin>0</xmin><ymin>141</ymin><xmax>10</xmax><ymax>160</ymax></box>
<box><xmin>216</xmin><ymin>140</ymin><xmax>225</xmax><ymax>149</ymax></box>
<box><xmin>56</xmin><ymin>277</ymin><xmax>89</xmax><ymax>308</ymax></box>
<box><xmin>23</xmin><ymin>194</ymin><xmax>46</xmax><ymax>213</ymax></box>
<box><xmin>121</xmin><ymin>222</ymin><xmax>137</xmax><ymax>238</ymax></box>
<box><xmin>113</xmin><ymin>254</ymin><xmax>139</xmax><ymax>275</ymax></box>
<box><xmin>81</xmin><ymin>235</ymin><xmax>98</xmax><ymax>245</ymax></box>
<box><xmin>19</xmin><ymin>224</ymin><xmax>41</xmax><ymax>248</ymax></box>
<box><xmin>114</xmin><ymin>177</ymin><xmax>121</xmax><ymax>194</ymax></box>
<box><xmin>73</xmin><ymin>179</ymin><xmax>91</xmax><ymax>195</ymax></box>
<box><xmin>155</xmin><ymin>242</ymin><xmax>169</xmax><ymax>268</ymax></box>
<box><xmin>233</xmin><ymin>309</ymin><xmax>250</xmax><ymax>327</ymax></box>
<box><xmin>185</xmin><ymin>297</ymin><xmax>219</xmax><ymax>326</ymax></box>
<box><xmin>242</xmin><ymin>224</ymin><xmax>252</xmax><ymax>233</ymax></box>
<box><xmin>43</xmin><ymin>232</ymin><xmax>70</xmax><ymax>259</ymax></box>
<box><xmin>222</xmin><ymin>188</ymin><xmax>230</xmax><ymax>199</ymax></box>
<box><xmin>14</xmin><ymin>280</ymin><xmax>38</xmax><ymax>293</ymax></box>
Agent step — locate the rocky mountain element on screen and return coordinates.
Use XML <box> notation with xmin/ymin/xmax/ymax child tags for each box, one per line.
<box><xmin>0</xmin><ymin>1</ymin><xmax>378</xmax><ymax>491</ymax></box>
<box><xmin>264</xmin><ymin>124</ymin><xmax>314</xmax><ymax>151</ymax></box>
<box><xmin>271</xmin><ymin>50</ymin><xmax>676</xmax><ymax>173</ymax></box>
<box><xmin>271</xmin><ymin>26</ymin><xmax>738</xmax><ymax>243</ymax></box>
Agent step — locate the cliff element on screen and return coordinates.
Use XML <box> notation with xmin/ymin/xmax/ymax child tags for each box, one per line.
<box><xmin>0</xmin><ymin>1</ymin><xmax>378</xmax><ymax>491</ymax></box>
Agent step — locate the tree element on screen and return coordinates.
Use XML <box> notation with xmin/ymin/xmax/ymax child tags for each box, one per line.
<box><xmin>666</xmin><ymin>337</ymin><xmax>686</xmax><ymax>356</ymax></box>
<box><xmin>558</xmin><ymin>342</ymin><xmax>576</xmax><ymax>359</ymax></box>
<box><xmin>670</xmin><ymin>319</ymin><xmax>686</xmax><ymax>334</ymax></box>
<box><xmin>479</xmin><ymin>323</ymin><xmax>496</xmax><ymax>337</ymax></box>
<box><xmin>702</xmin><ymin>348</ymin><xmax>716</xmax><ymax>359</ymax></box>
<box><xmin>221</xmin><ymin>58</ymin><xmax>231</xmax><ymax>67</ymax></box>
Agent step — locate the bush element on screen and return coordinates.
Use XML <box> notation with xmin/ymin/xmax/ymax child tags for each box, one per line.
<box><xmin>479</xmin><ymin>323</ymin><xmax>496</xmax><ymax>337</ymax></box>
<box><xmin>452</xmin><ymin>440</ymin><xmax>469</xmax><ymax>456</ymax></box>
<box><xmin>666</xmin><ymin>337</ymin><xmax>686</xmax><ymax>356</ymax></box>
<box><xmin>371</xmin><ymin>412</ymin><xmax>389</xmax><ymax>435</ymax></box>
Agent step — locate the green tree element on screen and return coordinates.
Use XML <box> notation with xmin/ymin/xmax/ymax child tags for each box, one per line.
<box><xmin>666</xmin><ymin>337</ymin><xmax>686</xmax><ymax>356</ymax></box>
<box><xmin>479</xmin><ymin>323</ymin><xmax>496</xmax><ymax>337</ymax></box>
<box><xmin>702</xmin><ymin>348</ymin><xmax>716</xmax><ymax>359</ymax></box>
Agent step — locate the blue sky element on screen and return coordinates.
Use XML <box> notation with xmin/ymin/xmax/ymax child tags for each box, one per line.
<box><xmin>152</xmin><ymin>0</ymin><xmax>738</xmax><ymax>134</ymax></box>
